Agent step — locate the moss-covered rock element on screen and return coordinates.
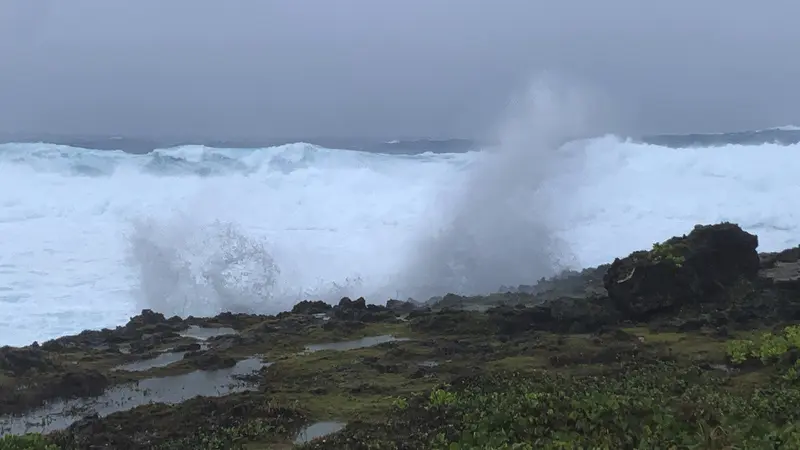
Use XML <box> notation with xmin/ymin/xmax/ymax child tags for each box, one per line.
<box><xmin>604</xmin><ymin>222</ymin><xmax>760</xmax><ymax>320</ymax></box>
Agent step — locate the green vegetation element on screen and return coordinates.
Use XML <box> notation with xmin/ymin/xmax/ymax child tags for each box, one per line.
<box><xmin>155</xmin><ymin>419</ymin><xmax>292</xmax><ymax>450</ymax></box>
<box><xmin>322</xmin><ymin>363</ymin><xmax>800</xmax><ymax>449</ymax></box>
<box><xmin>0</xmin><ymin>434</ymin><xmax>57</xmax><ymax>450</ymax></box>
<box><xmin>726</xmin><ymin>325</ymin><xmax>800</xmax><ymax>364</ymax></box>
<box><xmin>649</xmin><ymin>241</ymin><xmax>686</xmax><ymax>267</ymax></box>
<box><xmin>725</xmin><ymin>325</ymin><xmax>800</xmax><ymax>383</ymax></box>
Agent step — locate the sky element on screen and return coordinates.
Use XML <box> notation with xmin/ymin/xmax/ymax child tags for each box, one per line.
<box><xmin>0</xmin><ymin>0</ymin><xmax>798</xmax><ymax>140</ymax></box>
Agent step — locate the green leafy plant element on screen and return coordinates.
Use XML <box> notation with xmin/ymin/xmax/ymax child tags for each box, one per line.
<box><xmin>392</xmin><ymin>396</ymin><xmax>409</xmax><ymax>410</ymax></box>
<box><xmin>429</xmin><ymin>388</ymin><xmax>457</xmax><ymax>407</ymax></box>
<box><xmin>726</xmin><ymin>325</ymin><xmax>800</xmax><ymax>366</ymax></box>
<box><xmin>649</xmin><ymin>242</ymin><xmax>686</xmax><ymax>267</ymax></box>
<box><xmin>726</xmin><ymin>339</ymin><xmax>755</xmax><ymax>364</ymax></box>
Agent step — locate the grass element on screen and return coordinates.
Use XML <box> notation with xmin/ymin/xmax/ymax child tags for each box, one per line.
<box><xmin>303</xmin><ymin>362</ymin><xmax>800</xmax><ymax>449</ymax></box>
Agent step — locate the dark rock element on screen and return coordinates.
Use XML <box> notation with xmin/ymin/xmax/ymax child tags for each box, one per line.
<box><xmin>406</xmin><ymin>308</ymin><xmax>432</xmax><ymax>319</ymax></box>
<box><xmin>197</xmin><ymin>311</ymin><xmax>270</xmax><ymax>329</ymax></box>
<box><xmin>604</xmin><ymin>223</ymin><xmax>760</xmax><ymax>320</ymax></box>
<box><xmin>247</xmin><ymin>321</ymin><xmax>280</xmax><ymax>337</ymax></box>
<box><xmin>338</xmin><ymin>297</ymin><xmax>367</xmax><ymax>310</ymax></box>
<box><xmin>485</xmin><ymin>295</ymin><xmax>621</xmax><ymax>335</ymax></box>
<box><xmin>322</xmin><ymin>320</ymin><xmax>366</xmax><ymax>333</ymax></box>
<box><xmin>759</xmin><ymin>255</ymin><xmax>800</xmax><ymax>291</ymax></box>
<box><xmin>126</xmin><ymin>309</ymin><xmax>168</xmax><ymax>328</ymax></box>
<box><xmin>184</xmin><ymin>351</ymin><xmax>237</xmax><ymax>370</ymax></box>
<box><xmin>0</xmin><ymin>346</ymin><xmax>60</xmax><ymax>376</ymax></box>
<box><xmin>677</xmin><ymin>318</ymin><xmax>706</xmax><ymax>332</ymax></box>
<box><xmin>437</xmin><ymin>293</ymin><xmax>466</xmax><ymax>308</ymax></box>
<box><xmin>760</xmin><ymin>246</ymin><xmax>800</xmax><ymax>268</ymax></box>
<box><xmin>385</xmin><ymin>299</ymin><xmax>421</xmax><ymax>312</ymax></box>
<box><xmin>212</xmin><ymin>333</ymin><xmax>261</xmax><ymax>349</ymax></box>
<box><xmin>167</xmin><ymin>315</ymin><xmax>183</xmax><ymax>325</ymax></box>
<box><xmin>411</xmin><ymin>310</ymin><xmax>494</xmax><ymax>335</ymax></box>
<box><xmin>48</xmin><ymin>370</ymin><xmax>109</xmax><ymax>399</ymax></box>
<box><xmin>291</xmin><ymin>300</ymin><xmax>332</xmax><ymax>315</ymax></box>
<box><xmin>332</xmin><ymin>297</ymin><xmax>394</xmax><ymax>322</ymax></box>
<box><xmin>173</xmin><ymin>342</ymin><xmax>202</xmax><ymax>352</ymax></box>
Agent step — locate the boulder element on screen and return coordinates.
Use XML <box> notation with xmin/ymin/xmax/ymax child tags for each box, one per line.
<box><xmin>603</xmin><ymin>223</ymin><xmax>760</xmax><ymax>320</ymax></box>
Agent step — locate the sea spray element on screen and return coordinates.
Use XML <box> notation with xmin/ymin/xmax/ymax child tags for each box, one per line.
<box><xmin>127</xmin><ymin>216</ymin><xmax>280</xmax><ymax>316</ymax></box>
<box><xmin>394</xmin><ymin>78</ymin><xmax>613</xmax><ymax>299</ymax></box>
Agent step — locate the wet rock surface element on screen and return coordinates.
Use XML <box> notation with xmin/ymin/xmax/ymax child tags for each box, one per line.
<box><xmin>2</xmin><ymin>222</ymin><xmax>800</xmax><ymax>448</ymax></box>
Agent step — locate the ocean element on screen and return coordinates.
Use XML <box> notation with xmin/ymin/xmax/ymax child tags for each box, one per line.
<box><xmin>1</xmin><ymin>128</ymin><xmax>799</xmax><ymax>346</ymax></box>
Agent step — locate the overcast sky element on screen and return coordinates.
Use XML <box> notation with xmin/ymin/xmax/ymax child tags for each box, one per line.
<box><xmin>0</xmin><ymin>0</ymin><xmax>798</xmax><ymax>139</ymax></box>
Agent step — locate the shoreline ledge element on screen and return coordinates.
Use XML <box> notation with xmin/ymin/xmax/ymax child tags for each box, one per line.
<box><xmin>2</xmin><ymin>222</ymin><xmax>800</xmax><ymax>449</ymax></box>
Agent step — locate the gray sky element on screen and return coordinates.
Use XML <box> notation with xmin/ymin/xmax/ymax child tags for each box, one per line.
<box><xmin>0</xmin><ymin>0</ymin><xmax>798</xmax><ymax>139</ymax></box>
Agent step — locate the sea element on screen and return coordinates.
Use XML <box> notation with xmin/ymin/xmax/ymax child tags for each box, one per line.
<box><xmin>1</xmin><ymin>127</ymin><xmax>799</xmax><ymax>346</ymax></box>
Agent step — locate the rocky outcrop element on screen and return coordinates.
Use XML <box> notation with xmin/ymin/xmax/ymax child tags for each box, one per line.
<box><xmin>759</xmin><ymin>246</ymin><xmax>800</xmax><ymax>291</ymax></box>
<box><xmin>386</xmin><ymin>299</ymin><xmax>421</xmax><ymax>312</ymax></box>
<box><xmin>603</xmin><ymin>223</ymin><xmax>760</xmax><ymax>320</ymax></box>
<box><xmin>291</xmin><ymin>300</ymin><xmax>331</xmax><ymax>315</ymax></box>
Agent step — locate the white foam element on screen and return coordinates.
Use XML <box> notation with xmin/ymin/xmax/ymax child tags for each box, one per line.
<box><xmin>0</xmin><ymin>137</ymin><xmax>798</xmax><ymax>345</ymax></box>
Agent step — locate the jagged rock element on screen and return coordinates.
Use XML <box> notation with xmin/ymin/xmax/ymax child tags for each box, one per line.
<box><xmin>291</xmin><ymin>300</ymin><xmax>332</xmax><ymax>315</ymax></box>
<box><xmin>332</xmin><ymin>297</ymin><xmax>394</xmax><ymax>322</ymax></box>
<box><xmin>604</xmin><ymin>223</ymin><xmax>760</xmax><ymax>320</ymax></box>
<box><xmin>126</xmin><ymin>309</ymin><xmax>168</xmax><ymax>328</ymax></box>
<box><xmin>338</xmin><ymin>297</ymin><xmax>367</xmax><ymax>310</ymax></box>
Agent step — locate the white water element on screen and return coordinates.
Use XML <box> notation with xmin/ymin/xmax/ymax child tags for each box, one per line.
<box><xmin>0</xmin><ymin>138</ymin><xmax>799</xmax><ymax>346</ymax></box>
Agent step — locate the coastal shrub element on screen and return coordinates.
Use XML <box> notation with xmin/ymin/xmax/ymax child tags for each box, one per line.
<box><xmin>0</xmin><ymin>434</ymin><xmax>57</xmax><ymax>450</ymax></box>
<box><xmin>726</xmin><ymin>325</ymin><xmax>800</xmax><ymax>365</ymax></box>
<box><xmin>443</xmin><ymin>367</ymin><xmax>799</xmax><ymax>448</ymax></box>
<box><xmin>726</xmin><ymin>338</ymin><xmax>755</xmax><ymax>364</ymax></box>
<box><xmin>360</xmin><ymin>362</ymin><xmax>800</xmax><ymax>449</ymax></box>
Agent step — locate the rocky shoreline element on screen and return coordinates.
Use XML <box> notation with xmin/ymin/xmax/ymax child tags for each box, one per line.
<box><xmin>2</xmin><ymin>222</ymin><xmax>800</xmax><ymax>449</ymax></box>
